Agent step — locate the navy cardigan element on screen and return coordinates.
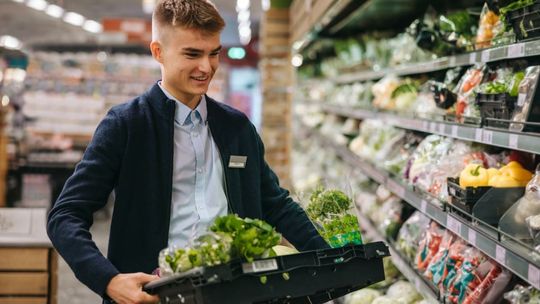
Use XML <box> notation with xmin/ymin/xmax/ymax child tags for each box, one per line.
<box><xmin>47</xmin><ymin>83</ymin><xmax>328</xmax><ymax>298</ymax></box>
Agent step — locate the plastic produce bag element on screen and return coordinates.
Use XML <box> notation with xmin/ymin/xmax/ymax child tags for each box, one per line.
<box><xmin>396</xmin><ymin>211</ymin><xmax>431</xmax><ymax>261</ymax></box>
<box><xmin>510</xmin><ymin>66</ymin><xmax>540</xmax><ymax>132</ymax></box>
<box><xmin>475</xmin><ymin>3</ymin><xmax>500</xmax><ymax>50</ymax></box>
<box><xmin>344</xmin><ymin>288</ymin><xmax>382</xmax><ymax>304</ymax></box>
<box><xmin>446</xmin><ymin>247</ymin><xmax>486</xmax><ymax>304</ymax></box>
<box><xmin>504</xmin><ymin>284</ymin><xmax>540</xmax><ymax>304</ymax></box>
<box><xmin>415</xmin><ymin>221</ymin><xmax>444</xmax><ymax>272</ymax></box>
<box><xmin>452</xmin><ymin>64</ymin><xmax>486</xmax><ymax>122</ymax></box>
<box><xmin>305</xmin><ymin>187</ymin><xmax>363</xmax><ymax>247</ymax></box>
<box><xmin>423</xmin><ymin>231</ymin><xmax>457</xmax><ymax>286</ymax></box>
<box><xmin>499</xmin><ymin>164</ymin><xmax>540</xmax><ymax>241</ymax></box>
<box><xmin>385</xmin><ymin>280</ymin><xmax>422</xmax><ymax>304</ymax></box>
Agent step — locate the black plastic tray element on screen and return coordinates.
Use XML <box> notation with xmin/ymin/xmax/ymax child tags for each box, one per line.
<box><xmin>143</xmin><ymin>242</ymin><xmax>390</xmax><ymax>304</ymax></box>
<box><xmin>476</xmin><ymin>93</ymin><xmax>517</xmax><ymax>129</ymax></box>
<box><xmin>447</xmin><ymin>177</ymin><xmax>492</xmax><ymax>213</ymax></box>
<box><xmin>507</xmin><ymin>2</ymin><xmax>540</xmax><ymax>41</ymax></box>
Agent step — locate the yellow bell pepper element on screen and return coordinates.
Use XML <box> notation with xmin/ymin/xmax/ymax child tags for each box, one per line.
<box><xmin>459</xmin><ymin>164</ymin><xmax>489</xmax><ymax>188</ymax></box>
<box><xmin>487</xmin><ymin>168</ymin><xmax>499</xmax><ymax>181</ymax></box>
<box><xmin>490</xmin><ymin>172</ymin><xmax>524</xmax><ymax>187</ymax></box>
<box><xmin>498</xmin><ymin>161</ymin><xmax>533</xmax><ymax>184</ymax></box>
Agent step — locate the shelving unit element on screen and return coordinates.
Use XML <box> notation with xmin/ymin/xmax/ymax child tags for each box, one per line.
<box><xmin>303</xmin><ymin>125</ymin><xmax>540</xmax><ymax>290</ymax></box>
<box><xmin>356</xmin><ymin>211</ymin><xmax>439</xmax><ymax>304</ymax></box>
<box><xmin>315</xmin><ymin>103</ymin><xmax>540</xmax><ymax>154</ymax></box>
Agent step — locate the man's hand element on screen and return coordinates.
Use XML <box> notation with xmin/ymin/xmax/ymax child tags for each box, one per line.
<box><xmin>106</xmin><ymin>272</ymin><xmax>160</xmax><ymax>304</ymax></box>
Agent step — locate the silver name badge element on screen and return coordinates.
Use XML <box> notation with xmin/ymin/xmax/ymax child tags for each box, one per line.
<box><xmin>228</xmin><ymin>155</ymin><xmax>247</xmax><ymax>168</ymax></box>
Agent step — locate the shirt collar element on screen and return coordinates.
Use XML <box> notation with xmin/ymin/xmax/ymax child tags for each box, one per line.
<box><xmin>158</xmin><ymin>81</ymin><xmax>208</xmax><ymax>126</ymax></box>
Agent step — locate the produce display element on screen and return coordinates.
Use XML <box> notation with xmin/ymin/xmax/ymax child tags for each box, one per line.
<box><xmin>158</xmin><ymin>215</ymin><xmax>281</xmax><ymax>276</ymax></box>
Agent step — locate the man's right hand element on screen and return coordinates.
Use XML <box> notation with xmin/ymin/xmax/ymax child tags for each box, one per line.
<box><xmin>106</xmin><ymin>272</ymin><xmax>160</xmax><ymax>304</ymax></box>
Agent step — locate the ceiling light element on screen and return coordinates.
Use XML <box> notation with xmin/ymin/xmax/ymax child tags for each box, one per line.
<box><xmin>0</xmin><ymin>35</ymin><xmax>22</xmax><ymax>50</ymax></box>
<box><xmin>26</xmin><ymin>0</ymin><xmax>48</xmax><ymax>11</ymax></box>
<box><xmin>236</xmin><ymin>0</ymin><xmax>250</xmax><ymax>12</ymax></box>
<box><xmin>237</xmin><ymin>10</ymin><xmax>250</xmax><ymax>23</ymax></box>
<box><xmin>83</xmin><ymin>20</ymin><xmax>102</xmax><ymax>33</ymax></box>
<box><xmin>1</xmin><ymin>96</ymin><xmax>9</xmax><ymax>107</ymax></box>
<box><xmin>142</xmin><ymin>0</ymin><xmax>155</xmax><ymax>14</ymax></box>
<box><xmin>291</xmin><ymin>54</ymin><xmax>303</xmax><ymax>67</ymax></box>
<box><xmin>240</xmin><ymin>35</ymin><xmax>251</xmax><ymax>45</ymax></box>
<box><xmin>45</xmin><ymin>4</ymin><xmax>64</xmax><ymax>18</ymax></box>
<box><xmin>11</xmin><ymin>0</ymin><xmax>24</xmax><ymax>3</ymax></box>
<box><xmin>63</xmin><ymin>11</ymin><xmax>85</xmax><ymax>26</ymax></box>
<box><xmin>261</xmin><ymin>0</ymin><xmax>270</xmax><ymax>11</ymax></box>
<box><xmin>239</xmin><ymin>26</ymin><xmax>251</xmax><ymax>38</ymax></box>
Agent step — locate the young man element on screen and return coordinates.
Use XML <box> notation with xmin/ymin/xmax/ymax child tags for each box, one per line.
<box><xmin>47</xmin><ymin>0</ymin><xmax>328</xmax><ymax>303</ymax></box>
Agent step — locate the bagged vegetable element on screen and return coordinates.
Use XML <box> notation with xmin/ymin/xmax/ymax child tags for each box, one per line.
<box><xmin>510</xmin><ymin>66</ymin><xmax>540</xmax><ymax>132</ymax></box>
<box><xmin>344</xmin><ymin>288</ymin><xmax>382</xmax><ymax>304</ymax></box>
<box><xmin>415</xmin><ymin>221</ymin><xmax>444</xmax><ymax>272</ymax></box>
<box><xmin>396</xmin><ymin>211</ymin><xmax>431</xmax><ymax>261</ymax></box>
<box><xmin>499</xmin><ymin>163</ymin><xmax>540</xmax><ymax>241</ymax></box>
<box><xmin>475</xmin><ymin>3</ymin><xmax>501</xmax><ymax>49</ymax></box>
<box><xmin>306</xmin><ymin>187</ymin><xmax>363</xmax><ymax>247</ymax></box>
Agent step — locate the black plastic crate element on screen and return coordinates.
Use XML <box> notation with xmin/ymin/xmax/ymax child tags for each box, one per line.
<box><xmin>476</xmin><ymin>93</ymin><xmax>517</xmax><ymax>129</ymax></box>
<box><xmin>506</xmin><ymin>3</ymin><xmax>540</xmax><ymax>41</ymax></box>
<box><xmin>447</xmin><ymin>177</ymin><xmax>492</xmax><ymax>213</ymax></box>
<box><xmin>143</xmin><ymin>242</ymin><xmax>390</xmax><ymax>304</ymax></box>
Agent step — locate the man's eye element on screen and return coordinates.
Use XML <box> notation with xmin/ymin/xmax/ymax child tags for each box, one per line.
<box><xmin>185</xmin><ymin>53</ymin><xmax>198</xmax><ymax>57</ymax></box>
<box><xmin>210</xmin><ymin>52</ymin><xmax>220</xmax><ymax>56</ymax></box>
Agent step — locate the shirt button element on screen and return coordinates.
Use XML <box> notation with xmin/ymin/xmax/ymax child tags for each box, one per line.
<box><xmin>192</xmin><ymin>132</ymin><xmax>198</xmax><ymax>137</ymax></box>
<box><xmin>197</xmin><ymin>168</ymin><xmax>203</xmax><ymax>174</ymax></box>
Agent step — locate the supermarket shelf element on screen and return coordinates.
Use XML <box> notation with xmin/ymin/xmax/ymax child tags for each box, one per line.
<box><xmin>355</xmin><ymin>212</ymin><xmax>439</xmax><ymax>303</ymax></box>
<box><xmin>318</xmin><ymin>104</ymin><xmax>540</xmax><ymax>155</ymax></box>
<box><xmin>306</xmin><ymin>126</ymin><xmax>540</xmax><ymax>290</ymax></box>
<box><xmin>333</xmin><ymin>39</ymin><xmax>540</xmax><ymax>84</ymax></box>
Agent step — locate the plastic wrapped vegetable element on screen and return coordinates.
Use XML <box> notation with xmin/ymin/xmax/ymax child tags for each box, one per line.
<box><xmin>396</xmin><ymin>211</ymin><xmax>431</xmax><ymax>261</ymax></box>
<box><xmin>499</xmin><ymin>163</ymin><xmax>540</xmax><ymax>241</ymax></box>
<box><xmin>510</xmin><ymin>66</ymin><xmax>540</xmax><ymax>132</ymax></box>
<box><xmin>305</xmin><ymin>187</ymin><xmax>363</xmax><ymax>247</ymax></box>
<box><xmin>475</xmin><ymin>3</ymin><xmax>500</xmax><ymax>49</ymax></box>
<box><xmin>446</xmin><ymin>247</ymin><xmax>486</xmax><ymax>304</ymax></box>
<box><xmin>462</xmin><ymin>260</ymin><xmax>503</xmax><ymax>304</ymax></box>
<box><xmin>415</xmin><ymin>221</ymin><xmax>444</xmax><ymax>272</ymax></box>
<box><xmin>423</xmin><ymin>231</ymin><xmax>456</xmax><ymax>286</ymax></box>
<box><xmin>452</xmin><ymin>64</ymin><xmax>486</xmax><ymax>122</ymax></box>
<box><xmin>386</xmin><ymin>280</ymin><xmax>423</xmax><ymax>304</ymax></box>
<box><xmin>344</xmin><ymin>288</ymin><xmax>382</xmax><ymax>304</ymax></box>
<box><xmin>504</xmin><ymin>284</ymin><xmax>540</xmax><ymax>304</ymax></box>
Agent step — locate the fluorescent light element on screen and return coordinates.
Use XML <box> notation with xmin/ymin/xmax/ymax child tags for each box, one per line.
<box><xmin>142</xmin><ymin>0</ymin><xmax>155</xmax><ymax>14</ymax></box>
<box><xmin>236</xmin><ymin>0</ymin><xmax>249</xmax><ymax>12</ymax></box>
<box><xmin>0</xmin><ymin>35</ymin><xmax>22</xmax><ymax>50</ymax></box>
<box><xmin>63</xmin><ymin>11</ymin><xmax>85</xmax><ymax>26</ymax></box>
<box><xmin>239</xmin><ymin>26</ymin><xmax>251</xmax><ymax>37</ymax></box>
<box><xmin>237</xmin><ymin>10</ymin><xmax>250</xmax><ymax>23</ymax></box>
<box><xmin>291</xmin><ymin>54</ymin><xmax>303</xmax><ymax>67</ymax></box>
<box><xmin>240</xmin><ymin>35</ymin><xmax>251</xmax><ymax>45</ymax></box>
<box><xmin>83</xmin><ymin>20</ymin><xmax>102</xmax><ymax>33</ymax></box>
<box><xmin>261</xmin><ymin>0</ymin><xmax>270</xmax><ymax>11</ymax></box>
<box><xmin>45</xmin><ymin>4</ymin><xmax>64</xmax><ymax>18</ymax></box>
<box><xmin>26</xmin><ymin>0</ymin><xmax>48</xmax><ymax>11</ymax></box>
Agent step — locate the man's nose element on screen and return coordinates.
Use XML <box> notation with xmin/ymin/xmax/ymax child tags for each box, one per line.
<box><xmin>198</xmin><ymin>57</ymin><xmax>211</xmax><ymax>72</ymax></box>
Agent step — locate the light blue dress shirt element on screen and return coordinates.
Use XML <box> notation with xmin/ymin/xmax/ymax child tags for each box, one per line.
<box><xmin>158</xmin><ymin>83</ymin><xmax>228</xmax><ymax>248</ymax></box>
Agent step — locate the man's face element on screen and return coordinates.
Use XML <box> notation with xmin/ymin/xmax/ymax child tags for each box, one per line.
<box><xmin>154</xmin><ymin>26</ymin><xmax>221</xmax><ymax>104</ymax></box>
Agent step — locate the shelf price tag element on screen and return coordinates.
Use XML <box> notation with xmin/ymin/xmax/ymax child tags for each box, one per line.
<box><xmin>452</xmin><ymin>125</ymin><xmax>459</xmax><ymax>138</ymax></box>
<box><xmin>438</xmin><ymin>123</ymin><xmax>446</xmax><ymax>135</ymax></box>
<box><xmin>449</xmin><ymin>56</ymin><xmax>457</xmax><ymax>66</ymax></box>
<box><xmin>495</xmin><ymin>245</ymin><xmax>506</xmax><ymax>265</ymax></box>
<box><xmin>508</xmin><ymin>134</ymin><xmax>519</xmax><ymax>149</ymax></box>
<box><xmin>475</xmin><ymin>129</ymin><xmax>483</xmax><ymax>142</ymax></box>
<box><xmin>468</xmin><ymin>229</ymin><xmax>477</xmax><ymax>246</ymax></box>
<box><xmin>469</xmin><ymin>52</ymin><xmax>477</xmax><ymax>64</ymax></box>
<box><xmin>518</xmin><ymin>93</ymin><xmax>527</xmax><ymax>107</ymax></box>
<box><xmin>483</xmin><ymin>130</ymin><xmax>493</xmax><ymax>144</ymax></box>
<box><xmin>421</xmin><ymin>200</ymin><xmax>428</xmax><ymax>213</ymax></box>
<box><xmin>508</xmin><ymin>43</ymin><xmax>525</xmax><ymax>58</ymax></box>
<box><xmin>422</xmin><ymin>121</ymin><xmax>429</xmax><ymax>130</ymax></box>
<box><xmin>528</xmin><ymin>264</ymin><xmax>540</xmax><ymax>289</ymax></box>
<box><xmin>481</xmin><ymin>50</ymin><xmax>490</xmax><ymax>62</ymax></box>
<box><xmin>430</xmin><ymin>122</ymin><xmax>437</xmax><ymax>133</ymax></box>
<box><xmin>447</xmin><ymin>215</ymin><xmax>462</xmax><ymax>235</ymax></box>
<box><xmin>415</xmin><ymin>278</ymin><xmax>423</xmax><ymax>292</ymax></box>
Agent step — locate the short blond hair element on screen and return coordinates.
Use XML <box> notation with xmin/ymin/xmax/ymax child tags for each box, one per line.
<box><xmin>152</xmin><ymin>0</ymin><xmax>225</xmax><ymax>39</ymax></box>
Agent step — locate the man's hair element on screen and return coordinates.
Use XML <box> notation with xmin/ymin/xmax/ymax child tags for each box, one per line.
<box><xmin>152</xmin><ymin>0</ymin><xmax>225</xmax><ymax>36</ymax></box>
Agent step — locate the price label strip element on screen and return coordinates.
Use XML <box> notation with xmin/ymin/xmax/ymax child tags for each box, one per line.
<box><xmin>495</xmin><ymin>245</ymin><xmax>506</xmax><ymax>265</ymax></box>
<box><xmin>529</xmin><ymin>264</ymin><xmax>540</xmax><ymax>289</ymax></box>
<box><xmin>508</xmin><ymin>134</ymin><xmax>519</xmax><ymax>149</ymax></box>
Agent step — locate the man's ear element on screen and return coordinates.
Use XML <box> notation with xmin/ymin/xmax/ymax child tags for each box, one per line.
<box><xmin>150</xmin><ymin>40</ymin><xmax>163</xmax><ymax>63</ymax></box>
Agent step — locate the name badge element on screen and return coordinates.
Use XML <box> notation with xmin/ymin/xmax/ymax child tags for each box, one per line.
<box><xmin>229</xmin><ymin>155</ymin><xmax>247</xmax><ymax>168</ymax></box>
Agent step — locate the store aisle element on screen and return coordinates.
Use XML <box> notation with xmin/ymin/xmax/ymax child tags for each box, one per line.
<box><xmin>57</xmin><ymin>209</ymin><xmax>111</xmax><ymax>304</ymax></box>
